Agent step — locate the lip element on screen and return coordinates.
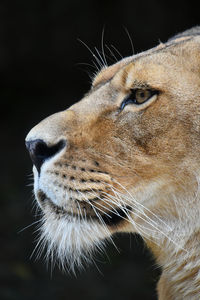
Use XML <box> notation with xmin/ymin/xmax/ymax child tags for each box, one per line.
<box><xmin>36</xmin><ymin>189</ymin><xmax>131</xmax><ymax>226</ymax></box>
<box><xmin>36</xmin><ymin>189</ymin><xmax>95</xmax><ymax>219</ymax></box>
<box><xmin>36</xmin><ymin>190</ymin><xmax>72</xmax><ymax>216</ymax></box>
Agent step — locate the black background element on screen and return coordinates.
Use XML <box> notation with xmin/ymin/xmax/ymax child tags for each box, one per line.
<box><xmin>1</xmin><ymin>1</ymin><xmax>199</xmax><ymax>299</ymax></box>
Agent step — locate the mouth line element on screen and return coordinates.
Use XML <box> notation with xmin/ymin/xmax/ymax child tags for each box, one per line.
<box><xmin>37</xmin><ymin>190</ymin><xmax>131</xmax><ymax>226</ymax></box>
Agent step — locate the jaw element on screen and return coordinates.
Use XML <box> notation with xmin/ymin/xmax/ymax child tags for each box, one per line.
<box><xmin>34</xmin><ymin>168</ymin><xmax>200</xmax><ymax>298</ymax></box>
<box><xmin>34</xmin><ymin>189</ymin><xmax>136</xmax><ymax>272</ymax></box>
<box><xmin>32</xmin><ymin>161</ymin><xmax>175</xmax><ymax>270</ymax></box>
<box><xmin>39</xmin><ymin>208</ymin><xmax>110</xmax><ymax>271</ymax></box>
<box><xmin>32</xmin><ymin>165</ymin><xmax>136</xmax><ymax>271</ymax></box>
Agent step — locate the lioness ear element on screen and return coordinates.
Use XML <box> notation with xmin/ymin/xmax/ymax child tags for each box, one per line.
<box><xmin>168</xmin><ymin>26</ymin><xmax>200</xmax><ymax>42</ymax></box>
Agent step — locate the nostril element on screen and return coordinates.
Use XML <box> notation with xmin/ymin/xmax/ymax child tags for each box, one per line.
<box><xmin>26</xmin><ymin>139</ymin><xmax>66</xmax><ymax>173</ymax></box>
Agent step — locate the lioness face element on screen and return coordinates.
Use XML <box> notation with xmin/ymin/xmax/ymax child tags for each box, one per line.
<box><xmin>26</xmin><ymin>35</ymin><xmax>200</xmax><ymax>269</ymax></box>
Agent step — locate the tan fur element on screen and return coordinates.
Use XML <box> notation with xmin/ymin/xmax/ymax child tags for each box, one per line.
<box><xmin>26</xmin><ymin>27</ymin><xmax>200</xmax><ymax>299</ymax></box>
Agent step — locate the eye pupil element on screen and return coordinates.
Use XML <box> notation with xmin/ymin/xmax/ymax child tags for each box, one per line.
<box><xmin>139</xmin><ymin>92</ymin><xmax>145</xmax><ymax>98</ymax></box>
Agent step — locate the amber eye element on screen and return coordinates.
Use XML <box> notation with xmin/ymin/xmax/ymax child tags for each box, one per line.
<box><xmin>120</xmin><ymin>89</ymin><xmax>158</xmax><ymax>110</ymax></box>
<box><xmin>135</xmin><ymin>89</ymin><xmax>152</xmax><ymax>104</ymax></box>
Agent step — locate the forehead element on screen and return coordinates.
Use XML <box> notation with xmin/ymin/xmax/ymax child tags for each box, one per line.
<box><xmin>93</xmin><ymin>36</ymin><xmax>199</xmax><ymax>90</ymax></box>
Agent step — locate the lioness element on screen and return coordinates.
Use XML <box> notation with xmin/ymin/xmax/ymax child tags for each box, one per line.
<box><xmin>26</xmin><ymin>27</ymin><xmax>200</xmax><ymax>299</ymax></box>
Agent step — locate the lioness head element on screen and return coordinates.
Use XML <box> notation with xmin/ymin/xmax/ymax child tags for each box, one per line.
<box><xmin>26</xmin><ymin>27</ymin><xmax>200</xmax><ymax>276</ymax></box>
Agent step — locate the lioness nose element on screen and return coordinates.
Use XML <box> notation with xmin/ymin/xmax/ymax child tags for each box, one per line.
<box><xmin>25</xmin><ymin>139</ymin><xmax>66</xmax><ymax>173</ymax></box>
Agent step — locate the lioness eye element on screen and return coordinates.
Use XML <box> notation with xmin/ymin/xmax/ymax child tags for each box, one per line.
<box><xmin>135</xmin><ymin>89</ymin><xmax>152</xmax><ymax>104</ymax></box>
<box><xmin>120</xmin><ymin>89</ymin><xmax>158</xmax><ymax>110</ymax></box>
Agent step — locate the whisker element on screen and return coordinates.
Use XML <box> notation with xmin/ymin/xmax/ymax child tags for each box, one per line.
<box><xmin>87</xmin><ymin>191</ymin><xmax>121</xmax><ymax>216</ymax></box>
<box><xmin>101</xmin><ymin>27</ymin><xmax>108</xmax><ymax>67</ymax></box>
<box><xmin>123</xmin><ymin>26</ymin><xmax>135</xmax><ymax>55</ymax></box>
<box><xmin>105</xmin><ymin>44</ymin><xmax>118</xmax><ymax>62</ymax></box>
<box><xmin>87</xmin><ymin>190</ymin><xmax>150</xmax><ymax>237</ymax></box>
<box><xmin>92</xmin><ymin>206</ymin><xmax>120</xmax><ymax>253</ymax></box>
<box><xmin>79</xmin><ymin>191</ymin><xmax>119</xmax><ymax>253</ymax></box>
<box><xmin>77</xmin><ymin>38</ymin><xmax>103</xmax><ymax>70</ymax></box>
<box><xmin>30</xmin><ymin>231</ymin><xmax>46</xmax><ymax>260</ymax></box>
<box><xmin>92</xmin><ymin>60</ymin><xmax>101</xmax><ymax>73</ymax></box>
<box><xmin>109</xmin><ymin>187</ymin><xmax>167</xmax><ymax>231</ymax></box>
<box><xmin>110</xmin><ymin>44</ymin><xmax>123</xmax><ymax>59</ymax></box>
<box><xmin>78</xmin><ymin>190</ymin><xmax>112</xmax><ymax>219</ymax></box>
<box><xmin>95</xmin><ymin>47</ymin><xmax>106</xmax><ymax>68</ymax></box>
<box><xmin>17</xmin><ymin>219</ymin><xmax>41</xmax><ymax>234</ymax></box>
<box><xmin>106</xmin><ymin>182</ymin><xmax>187</xmax><ymax>251</ymax></box>
<box><xmin>102</xmin><ymin>193</ymin><xmax>157</xmax><ymax>238</ymax></box>
<box><xmin>111</xmin><ymin>181</ymin><xmax>173</xmax><ymax>231</ymax></box>
<box><xmin>27</xmin><ymin>173</ymin><xmax>34</xmax><ymax>178</ymax></box>
<box><xmin>75</xmin><ymin>62</ymin><xmax>97</xmax><ymax>69</ymax></box>
<box><xmin>109</xmin><ymin>187</ymin><xmax>171</xmax><ymax>236</ymax></box>
<box><xmin>77</xmin><ymin>200</ymin><xmax>84</xmax><ymax>222</ymax></box>
<box><xmin>86</xmin><ymin>189</ymin><xmax>151</xmax><ymax>237</ymax></box>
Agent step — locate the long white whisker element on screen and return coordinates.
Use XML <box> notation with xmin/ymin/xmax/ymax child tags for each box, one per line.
<box><xmin>88</xmin><ymin>189</ymin><xmax>154</xmax><ymax>237</ymax></box>
<box><xmin>111</xmin><ymin>180</ymin><xmax>173</xmax><ymax>231</ymax></box>
<box><xmin>87</xmin><ymin>191</ymin><xmax>121</xmax><ymax>216</ymax></box>
<box><xmin>108</xmin><ymin>183</ymin><xmax>186</xmax><ymax>251</ymax></box>
<box><xmin>77</xmin><ymin>38</ymin><xmax>103</xmax><ymax>69</ymax></box>
<box><xmin>101</xmin><ymin>27</ymin><xmax>108</xmax><ymax>67</ymax></box>
<box><xmin>110</xmin><ymin>187</ymin><xmax>171</xmax><ymax>235</ymax></box>
<box><xmin>90</xmin><ymin>188</ymin><xmax>120</xmax><ymax>213</ymax></box>
<box><xmin>103</xmin><ymin>190</ymin><xmax>156</xmax><ymax>229</ymax></box>
<box><xmin>77</xmin><ymin>190</ymin><xmax>112</xmax><ymax>219</ymax></box>
<box><xmin>87</xmin><ymin>189</ymin><xmax>157</xmax><ymax>238</ymax></box>
<box><xmin>103</xmin><ymin>193</ymin><xmax>158</xmax><ymax>237</ymax></box>
<box><xmin>77</xmin><ymin>200</ymin><xmax>84</xmax><ymax>222</ymax></box>
<box><xmin>123</xmin><ymin>26</ymin><xmax>135</xmax><ymax>55</ymax></box>
<box><xmin>17</xmin><ymin>219</ymin><xmax>41</xmax><ymax>233</ymax></box>
<box><xmin>110</xmin><ymin>44</ymin><xmax>123</xmax><ymax>59</ymax></box>
<box><xmin>109</xmin><ymin>187</ymin><xmax>167</xmax><ymax>231</ymax></box>
<box><xmin>93</xmin><ymin>207</ymin><xmax>120</xmax><ymax>253</ymax></box>
<box><xmin>95</xmin><ymin>47</ymin><xmax>106</xmax><ymax>68</ymax></box>
<box><xmin>80</xmin><ymin>192</ymin><xmax>119</xmax><ymax>253</ymax></box>
<box><xmin>30</xmin><ymin>231</ymin><xmax>46</xmax><ymax>260</ymax></box>
<box><xmin>105</xmin><ymin>44</ymin><xmax>118</xmax><ymax>62</ymax></box>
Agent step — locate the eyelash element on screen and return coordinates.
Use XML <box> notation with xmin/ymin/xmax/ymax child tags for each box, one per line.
<box><xmin>120</xmin><ymin>89</ymin><xmax>159</xmax><ymax>111</ymax></box>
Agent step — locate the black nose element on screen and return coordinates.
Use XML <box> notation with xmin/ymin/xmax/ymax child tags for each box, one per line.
<box><xmin>25</xmin><ymin>139</ymin><xmax>66</xmax><ymax>173</ymax></box>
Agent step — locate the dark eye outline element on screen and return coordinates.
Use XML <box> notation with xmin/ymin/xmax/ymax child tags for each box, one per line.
<box><xmin>120</xmin><ymin>89</ymin><xmax>159</xmax><ymax>111</ymax></box>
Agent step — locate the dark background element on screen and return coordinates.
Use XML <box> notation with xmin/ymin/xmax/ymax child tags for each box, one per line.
<box><xmin>1</xmin><ymin>1</ymin><xmax>199</xmax><ymax>299</ymax></box>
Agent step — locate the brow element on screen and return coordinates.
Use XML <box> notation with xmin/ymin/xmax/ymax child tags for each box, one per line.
<box><xmin>88</xmin><ymin>36</ymin><xmax>194</xmax><ymax>95</ymax></box>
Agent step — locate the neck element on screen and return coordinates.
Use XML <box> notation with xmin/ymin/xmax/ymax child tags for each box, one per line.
<box><xmin>144</xmin><ymin>208</ymin><xmax>200</xmax><ymax>299</ymax></box>
<box><xmin>132</xmin><ymin>174</ymin><xmax>200</xmax><ymax>299</ymax></box>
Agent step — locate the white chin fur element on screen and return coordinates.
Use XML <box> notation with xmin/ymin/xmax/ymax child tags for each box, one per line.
<box><xmin>37</xmin><ymin>211</ymin><xmax>111</xmax><ymax>272</ymax></box>
<box><xmin>32</xmin><ymin>166</ymin><xmax>112</xmax><ymax>271</ymax></box>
